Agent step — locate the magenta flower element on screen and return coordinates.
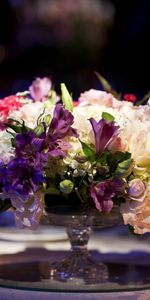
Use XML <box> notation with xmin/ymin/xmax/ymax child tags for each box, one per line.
<box><xmin>90</xmin><ymin>179</ymin><xmax>125</xmax><ymax>213</ymax></box>
<box><xmin>29</xmin><ymin>77</ymin><xmax>52</xmax><ymax>101</ymax></box>
<box><xmin>89</xmin><ymin>118</ymin><xmax>119</xmax><ymax>154</ymax></box>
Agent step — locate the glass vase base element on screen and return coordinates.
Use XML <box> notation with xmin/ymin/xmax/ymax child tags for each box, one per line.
<box><xmin>49</xmin><ymin>251</ymin><xmax>108</xmax><ymax>284</ymax></box>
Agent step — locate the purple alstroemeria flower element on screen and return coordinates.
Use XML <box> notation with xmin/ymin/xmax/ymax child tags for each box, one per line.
<box><xmin>45</xmin><ymin>104</ymin><xmax>78</xmax><ymax>157</ymax></box>
<box><xmin>15</xmin><ymin>131</ymin><xmax>44</xmax><ymax>157</ymax></box>
<box><xmin>29</xmin><ymin>77</ymin><xmax>52</xmax><ymax>101</ymax></box>
<box><xmin>90</xmin><ymin>179</ymin><xmax>125</xmax><ymax>213</ymax></box>
<box><xmin>48</xmin><ymin>104</ymin><xmax>78</xmax><ymax>141</ymax></box>
<box><xmin>2</xmin><ymin>158</ymin><xmax>45</xmax><ymax>197</ymax></box>
<box><xmin>89</xmin><ymin>118</ymin><xmax>119</xmax><ymax>154</ymax></box>
<box><xmin>15</xmin><ymin>130</ymin><xmax>48</xmax><ymax>169</ymax></box>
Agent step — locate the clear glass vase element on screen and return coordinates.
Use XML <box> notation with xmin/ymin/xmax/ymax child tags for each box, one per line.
<box><xmin>46</xmin><ymin>205</ymin><xmax>121</xmax><ymax>285</ymax></box>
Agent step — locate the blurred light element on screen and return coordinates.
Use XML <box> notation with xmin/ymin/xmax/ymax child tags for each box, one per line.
<box><xmin>0</xmin><ymin>45</ymin><xmax>5</xmax><ymax>63</ymax></box>
<box><xmin>39</xmin><ymin>0</ymin><xmax>115</xmax><ymax>47</ymax></box>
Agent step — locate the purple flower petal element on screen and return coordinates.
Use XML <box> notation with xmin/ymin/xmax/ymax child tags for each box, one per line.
<box><xmin>49</xmin><ymin>149</ymin><xmax>66</xmax><ymax>157</ymax></box>
<box><xmin>48</xmin><ymin>104</ymin><xmax>78</xmax><ymax>140</ymax></box>
<box><xmin>31</xmin><ymin>137</ymin><xmax>44</xmax><ymax>152</ymax></box>
<box><xmin>89</xmin><ymin>118</ymin><xmax>119</xmax><ymax>154</ymax></box>
<box><xmin>90</xmin><ymin>179</ymin><xmax>124</xmax><ymax>213</ymax></box>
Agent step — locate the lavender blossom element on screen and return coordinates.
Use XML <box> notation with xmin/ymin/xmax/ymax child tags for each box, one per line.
<box><xmin>29</xmin><ymin>77</ymin><xmax>52</xmax><ymax>101</ymax></box>
<box><xmin>89</xmin><ymin>118</ymin><xmax>119</xmax><ymax>154</ymax></box>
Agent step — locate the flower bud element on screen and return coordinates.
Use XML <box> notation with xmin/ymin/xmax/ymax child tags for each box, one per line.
<box><xmin>34</xmin><ymin>124</ymin><xmax>44</xmax><ymax>136</ymax></box>
<box><xmin>59</xmin><ymin>180</ymin><xmax>74</xmax><ymax>194</ymax></box>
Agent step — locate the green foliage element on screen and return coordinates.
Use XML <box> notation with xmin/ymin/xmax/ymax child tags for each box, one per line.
<box><xmin>102</xmin><ymin>112</ymin><xmax>115</xmax><ymax>122</ymax></box>
<box><xmin>114</xmin><ymin>158</ymin><xmax>134</xmax><ymax>178</ymax></box>
<box><xmin>80</xmin><ymin>140</ymin><xmax>96</xmax><ymax>163</ymax></box>
<box><xmin>5</xmin><ymin>119</ymin><xmax>30</xmax><ymax>134</ymax></box>
<box><xmin>96</xmin><ymin>150</ymin><xmax>133</xmax><ymax>180</ymax></box>
<box><xmin>136</xmin><ymin>90</ymin><xmax>150</xmax><ymax>106</ymax></box>
<box><xmin>95</xmin><ymin>72</ymin><xmax>121</xmax><ymax>99</ymax></box>
<box><xmin>108</xmin><ymin>151</ymin><xmax>131</xmax><ymax>172</ymax></box>
<box><xmin>97</xmin><ymin>150</ymin><xmax>110</xmax><ymax>166</ymax></box>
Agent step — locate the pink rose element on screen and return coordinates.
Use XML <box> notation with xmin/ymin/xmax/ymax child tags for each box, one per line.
<box><xmin>120</xmin><ymin>197</ymin><xmax>150</xmax><ymax>234</ymax></box>
<box><xmin>120</xmin><ymin>179</ymin><xmax>149</xmax><ymax>234</ymax></box>
<box><xmin>127</xmin><ymin>179</ymin><xmax>147</xmax><ymax>202</ymax></box>
<box><xmin>79</xmin><ymin>89</ymin><xmax>115</xmax><ymax>106</ymax></box>
<box><xmin>79</xmin><ymin>89</ymin><xmax>134</xmax><ymax>110</ymax></box>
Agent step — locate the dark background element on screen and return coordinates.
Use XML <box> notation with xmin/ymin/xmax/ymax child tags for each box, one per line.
<box><xmin>0</xmin><ymin>0</ymin><xmax>150</xmax><ymax>99</ymax></box>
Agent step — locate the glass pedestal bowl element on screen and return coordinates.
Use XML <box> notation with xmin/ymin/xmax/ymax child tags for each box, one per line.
<box><xmin>46</xmin><ymin>205</ymin><xmax>121</xmax><ymax>286</ymax></box>
<box><xmin>0</xmin><ymin>205</ymin><xmax>150</xmax><ymax>293</ymax></box>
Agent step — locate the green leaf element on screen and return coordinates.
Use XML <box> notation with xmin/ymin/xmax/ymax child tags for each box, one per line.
<box><xmin>97</xmin><ymin>150</ymin><xmax>110</xmax><ymax>165</ymax></box>
<box><xmin>95</xmin><ymin>72</ymin><xmax>112</xmax><ymax>92</ymax></box>
<box><xmin>102</xmin><ymin>112</ymin><xmax>115</xmax><ymax>122</ymax></box>
<box><xmin>109</xmin><ymin>151</ymin><xmax>131</xmax><ymax>171</ymax></box>
<box><xmin>136</xmin><ymin>90</ymin><xmax>150</xmax><ymax>106</ymax></box>
<box><xmin>4</xmin><ymin>123</ymin><xmax>22</xmax><ymax>133</ymax></box>
<box><xmin>61</xmin><ymin>83</ymin><xmax>73</xmax><ymax>112</ymax></box>
<box><xmin>80</xmin><ymin>140</ymin><xmax>96</xmax><ymax>162</ymax></box>
<box><xmin>8</xmin><ymin>118</ymin><xmax>23</xmax><ymax>125</ymax></box>
<box><xmin>95</xmin><ymin>72</ymin><xmax>121</xmax><ymax>99</ymax></box>
<box><xmin>5</xmin><ymin>118</ymin><xmax>31</xmax><ymax>133</ymax></box>
<box><xmin>21</xmin><ymin>120</ymin><xmax>31</xmax><ymax>133</ymax></box>
<box><xmin>114</xmin><ymin>158</ymin><xmax>134</xmax><ymax>178</ymax></box>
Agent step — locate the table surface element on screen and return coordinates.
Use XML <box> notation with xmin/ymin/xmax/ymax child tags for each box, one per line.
<box><xmin>0</xmin><ymin>225</ymin><xmax>150</xmax><ymax>300</ymax></box>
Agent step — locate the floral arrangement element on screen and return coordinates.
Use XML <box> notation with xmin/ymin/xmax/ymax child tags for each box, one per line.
<box><xmin>0</xmin><ymin>77</ymin><xmax>150</xmax><ymax>234</ymax></box>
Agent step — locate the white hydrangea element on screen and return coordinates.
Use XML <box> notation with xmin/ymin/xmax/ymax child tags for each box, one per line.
<box><xmin>73</xmin><ymin>100</ymin><xmax>150</xmax><ymax>167</ymax></box>
<box><xmin>9</xmin><ymin>101</ymin><xmax>55</xmax><ymax>129</ymax></box>
<box><xmin>0</xmin><ymin>130</ymin><xmax>15</xmax><ymax>163</ymax></box>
